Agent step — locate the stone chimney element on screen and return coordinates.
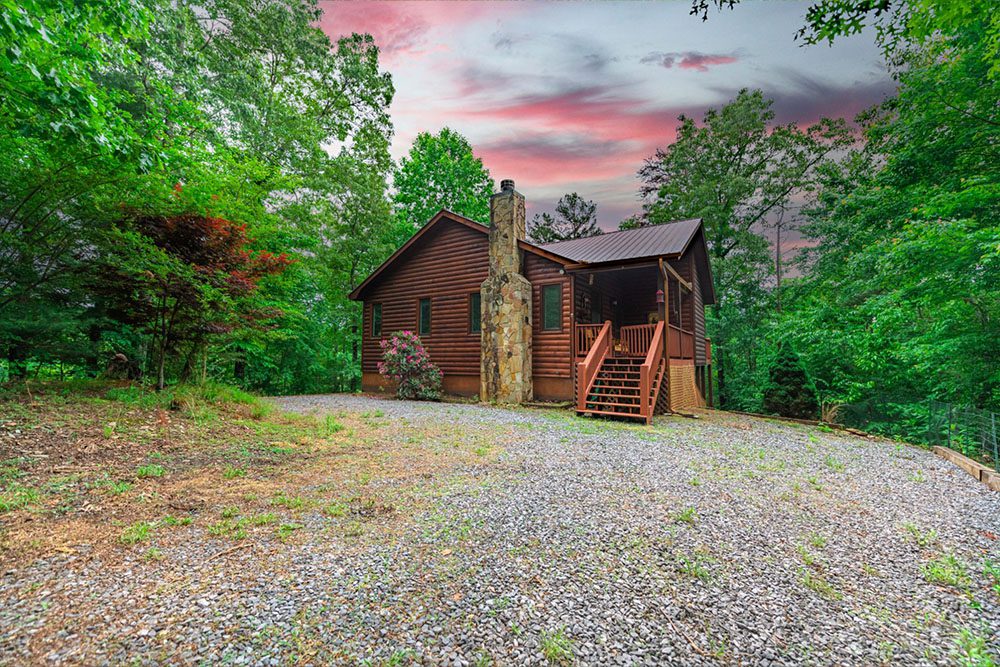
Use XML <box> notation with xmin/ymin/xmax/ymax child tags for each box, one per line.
<box><xmin>480</xmin><ymin>179</ymin><xmax>532</xmax><ymax>403</ymax></box>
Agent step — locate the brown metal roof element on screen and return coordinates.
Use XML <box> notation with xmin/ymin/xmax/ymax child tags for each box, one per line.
<box><xmin>538</xmin><ymin>219</ymin><xmax>701</xmax><ymax>265</ymax></box>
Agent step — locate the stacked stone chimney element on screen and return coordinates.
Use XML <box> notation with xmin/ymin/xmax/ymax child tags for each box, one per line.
<box><xmin>480</xmin><ymin>179</ymin><xmax>532</xmax><ymax>403</ymax></box>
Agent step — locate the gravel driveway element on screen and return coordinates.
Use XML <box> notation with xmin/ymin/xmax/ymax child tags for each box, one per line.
<box><xmin>2</xmin><ymin>395</ymin><xmax>998</xmax><ymax>666</ymax></box>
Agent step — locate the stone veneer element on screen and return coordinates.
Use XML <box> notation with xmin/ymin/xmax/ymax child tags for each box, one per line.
<box><xmin>480</xmin><ymin>180</ymin><xmax>533</xmax><ymax>403</ymax></box>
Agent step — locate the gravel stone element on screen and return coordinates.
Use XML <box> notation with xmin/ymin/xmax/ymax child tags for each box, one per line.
<box><xmin>1</xmin><ymin>394</ymin><xmax>998</xmax><ymax>665</ymax></box>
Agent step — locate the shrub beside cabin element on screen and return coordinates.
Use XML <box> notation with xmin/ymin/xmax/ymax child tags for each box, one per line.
<box><xmin>349</xmin><ymin>180</ymin><xmax>715</xmax><ymax>423</ymax></box>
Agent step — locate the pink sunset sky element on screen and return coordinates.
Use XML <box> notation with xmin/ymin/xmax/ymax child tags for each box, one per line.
<box><xmin>318</xmin><ymin>0</ymin><xmax>894</xmax><ymax>229</ymax></box>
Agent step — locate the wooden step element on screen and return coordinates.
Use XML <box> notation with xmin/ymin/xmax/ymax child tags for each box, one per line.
<box><xmin>585</xmin><ymin>402</ymin><xmax>643</xmax><ymax>411</ymax></box>
<box><xmin>588</xmin><ymin>387</ymin><xmax>639</xmax><ymax>398</ymax></box>
<box><xmin>578</xmin><ymin>409</ymin><xmax>647</xmax><ymax>420</ymax></box>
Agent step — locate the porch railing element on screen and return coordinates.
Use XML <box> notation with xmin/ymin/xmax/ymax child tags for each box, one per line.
<box><xmin>576</xmin><ymin>321</ymin><xmax>612</xmax><ymax>412</ymax></box>
<box><xmin>668</xmin><ymin>324</ymin><xmax>694</xmax><ymax>359</ymax></box>
<box><xmin>575</xmin><ymin>323</ymin><xmax>604</xmax><ymax>358</ymax></box>
<box><xmin>620</xmin><ymin>324</ymin><xmax>656</xmax><ymax>357</ymax></box>
<box><xmin>639</xmin><ymin>321</ymin><xmax>666</xmax><ymax>423</ymax></box>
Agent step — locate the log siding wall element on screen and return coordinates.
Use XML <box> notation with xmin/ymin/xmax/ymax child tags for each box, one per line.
<box><xmin>525</xmin><ymin>254</ymin><xmax>573</xmax><ymax>390</ymax></box>
<box><xmin>361</xmin><ymin>220</ymin><xmax>489</xmax><ymax>391</ymax></box>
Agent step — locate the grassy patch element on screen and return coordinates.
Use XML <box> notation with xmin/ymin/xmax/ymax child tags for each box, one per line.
<box><xmin>0</xmin><ymin>483</ymin><xmax>40</xmax><ymax>513</ymax></box>
<box><xmin>135</xmin><ymin>464</ymin><xmax>165</xmax><ymax>479</ymax></box>
<box><xmin>271</xmin><ymin>491</ymin><xmax>306</xmax><ymax>510</ymax></box>
<box><xmin>539</xmin><ymin>627</ymin><xmax>574</xmax><ymax>665</ymax></box>
<box><xmin>922</xmin><ymin>552</ymin><xmax>970</xmax><ymax>589</ymax></box>
<box><xmin>120</xmin><ymin>521</ymin><xmax>154</xmax><ymax>545</ymax></box>
<box><xmin>223</xmin><ymin>466</ymin><xmax>247</xmax><ymax>479</ymax></box>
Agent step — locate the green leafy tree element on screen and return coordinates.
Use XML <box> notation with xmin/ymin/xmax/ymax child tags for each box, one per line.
<box><xmin>0</xmin><ymin>0</ymin><xmax>397</xmax><ymax>392</ymax></box>
<box><xmin>782</xmin><ymin>20</ymin><xmax>1000</xmax><ymax>414</ymax></box>
<box><xmin>636</xmin><ymin>89</ymin><xmax>850</xmax><ymax>408</ymax></box>
<box><xmin>95</xmin><ymin>211</ymin><xmax>291</xmax><ymax>390</ymax></box>
<box><xmin>691</xmin><ymin>0</ymin><xmax>1000</xmax><ymax>77</ymax></box>
<box><xmin>528</xmin><ymin>193</ymin><xmax>603</xmax><ymax>243</ymax></box>
<box><xmin>393</xmin><ymin>128</ymin><xmax>494</xmax><ymax>227</ymax></box>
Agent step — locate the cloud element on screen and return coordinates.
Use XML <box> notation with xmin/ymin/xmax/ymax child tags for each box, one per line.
<box><xmin>477</xmin><ymin>133</ymin><xmax>639</xmax><ymax>187</ymax></box>
<box><xmin>641</xmin><ymin>51</ymin><xmax>739</xmax><ymax>72</ymax></box>
<box><xmin>317</xmin><ymin>0</ymin><xmax>499</xmax><ymax>61</ymax></box>
<box><xmin>765</xmin><ymin>69</ymin><xmax>896</xmax><ymax>125</ymax></box>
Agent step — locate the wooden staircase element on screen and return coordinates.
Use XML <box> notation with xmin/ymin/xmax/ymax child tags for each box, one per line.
<box><xmin>576</xmin><ymin>320</ymin><xmax>667</xmax><ymax>424</ymax></box>
<box><xmin>581</xmin><ymin>356</ymin><xmax>666</xmax><ymax>422</ymax></box>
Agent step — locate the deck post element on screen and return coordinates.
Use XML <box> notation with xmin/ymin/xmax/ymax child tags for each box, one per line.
<box><xmin>659</xmin><ymin>258</ymin><xmax>671</xmax><ymax>412</ymax></box>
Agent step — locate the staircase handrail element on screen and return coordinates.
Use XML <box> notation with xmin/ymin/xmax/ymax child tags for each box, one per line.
<box><xmin>640</xmin><ymin>321</ymin><xmax>666</xmax><ymax>419</ymax></box>
<box><xmin>576</xmin><ymin>320</ymin><xmax>612</xmax><ymax>411</ymax></box>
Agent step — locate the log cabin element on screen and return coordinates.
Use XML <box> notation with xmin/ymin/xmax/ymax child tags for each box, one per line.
<box><xmin>349</xmin><ymin>180</ymin><xmax>715</xmax><ymax>423</ymax></box>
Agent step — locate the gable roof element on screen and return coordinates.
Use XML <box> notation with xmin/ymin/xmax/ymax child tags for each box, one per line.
<box><xmin>347</xmin><ymin>209</ymin><xmax>572</xmax><ymax>300</ymax></box>
<box><xmin>538</xmin><ymin>219</ymin><xmax>701</xmax><ymax>265</ymax></box>
<box><xmin>349</xmin><ymin>210</ymin><xmax>712</xmax><ymax>302</ymax></box>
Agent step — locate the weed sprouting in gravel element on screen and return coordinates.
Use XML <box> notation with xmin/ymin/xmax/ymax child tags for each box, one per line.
<box><xmin>861</xmin><ymin>562</ymin><xmax>881</xmax><ymax>578</ymax></box>
<box><xmin>922</xmin><ymin>552</ymin><xmax>971</xmax><ymax>589</ymax></box>
<box><xmin>143</xmin><ymin>547</ymin><xmax>164</xmax><ymax>562</ymax></box>
<box><xmin>276</xmin><ymin>523</ymin><xmax>304</xmax><ymax>541</ymax></box>
<box><xmin>676</xmin><ymin>551</ymin><xmax>715</xmax><ymax>580</ymax></box>
<box><xmin>162</xmin><ymin>515</ymin><xmax>193</xmax><ymax>527</ymax></box>
<box><xmin>221</xmin><ymin>506</ymin><xmax>240</xmax><ymax>519</ymax></box>
<box><xmin>797</xmin><ymin>544</ymin><xmax>822</xmax><ymax>568</ymax></box>
<box><xmin>824</xmin><ymin>454</ymin><xmax>845</xmax><ymax>472</ymax></box>
<box><xmin>808</xmin><ymin>533</ymin><xmax>828</xmax><ymax>549</ymax></box>
<box><xmin>323</xmin><ymin>501</ymin><xmax>348</xmax><ymax>517</ymax></box>
<box><xmin>983</xmin><ymin>559</ymin><xmax>1000</xmax><ymax>596</ymax></box>
<box><xmin>472</xmin><ymin>651</ymin><xmax>494</xmax><ymax>667</ymax></box>
<box><xmin>272</xmin><ymin>491</ymin><xmax>307</xmax><ymax>510</ymax></box>
<box><xmin>120</xmin><ymin>521</ymin><xmax>153</xmax><ymax>545</ymax></box>
<box><xmin>952</xmin><ymin>627</ymin><xmax>995</xmax><ymax>667</ymax></box>
<box><xmin>540</xmin><ymin>627</ymin><xmax>574</xmax><ymax>665</ymax></box>
<box><xmin>903</xmin><ymin>522</ymin><xmax>939</xmax><ymax>548</ymax></box>
<box><xmin>135</xmin><ymin>464</ymin><xmax>165</xmax><ymax>479</ymax></box>
<box><xmin>673</xmin><ymin>507</ymin><xmax>697</xmax><ymax>525</ymax></box>
<box><xmin>92</xmin><ymin>476</ymin><xmax>133</xmax><ymax>495</ymax></box>
<box><xmin>800</xmin><ymin>568</ymin><xmax>842</xmax><ymax>600</ymax></box>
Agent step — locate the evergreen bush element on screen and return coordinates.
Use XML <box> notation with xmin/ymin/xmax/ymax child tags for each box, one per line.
<box><xmin>763</xmin><ymin>345</ymin><xmax>818</xmax><ymax>419</ymax></box>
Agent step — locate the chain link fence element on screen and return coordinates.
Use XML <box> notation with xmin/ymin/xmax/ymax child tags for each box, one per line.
<box><xmin>833</xmin><ymin>398</ymin><xmax>998</xmax><ymax>472</ymax></box>
<box><xmin>927</xmin><ymin>401</ymin><xmax>999</xmax><ymax>472</ymax></box>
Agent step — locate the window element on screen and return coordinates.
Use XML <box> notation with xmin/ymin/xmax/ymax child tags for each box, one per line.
<box><xmin>542</xmin><ymin>283</ymin><xmax>562</xmax><ymax>331</ymax></box>
<box><xmin>418</xmin><ymin>298</ymin><xmax>431</xmax><ymax>336</ymax></box>
<box><xmin>469</xmin><ymin>292</ymin><xmax>481</xmax><ymax>333</ymax></box>
<box><xmin>371</xmin><ymin>303</ymin><xmax>382</xmax><ymax>337</ymax></box>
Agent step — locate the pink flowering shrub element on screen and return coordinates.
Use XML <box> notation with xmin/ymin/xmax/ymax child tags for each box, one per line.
<box><xmin>377</xmin><ymin>331</ymin><xmax>442</xmax><ymax>401</ymax></box>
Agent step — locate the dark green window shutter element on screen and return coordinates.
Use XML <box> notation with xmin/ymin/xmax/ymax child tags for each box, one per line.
<box><xmin>469</xmin><ymin>292</ymin><xmax>481</xmax><ymax>333</ymax></box>
<box><xmin>542</xmin><ymin>284</ymin><xmax>562</xmax><ymax>331</ymax></box>
<box><xmin>418</xmin><ymin>298</ymin><xmax>431</xmax><ymax>335</ymax></box>
<box><xmin>371</xmin><ymin>303</ymin><xmax>382</xmax><ymax>337</ymax></box>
